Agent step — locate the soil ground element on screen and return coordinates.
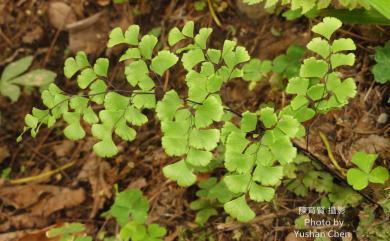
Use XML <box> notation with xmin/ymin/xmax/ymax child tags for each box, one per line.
<box><xmin>0</xmin><ymin>1</ymin><xmax>389</xmax><ymax>240</ymax></box>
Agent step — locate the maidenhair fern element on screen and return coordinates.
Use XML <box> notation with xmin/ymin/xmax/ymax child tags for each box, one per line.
<box><xmin>20</xmin><ymin>17</ymin><xmax>375</xmax><ymax>222</ymax></box>
<box><xmin>46</xmin><ymin>189</ymin><xmax>166</xmax><ymax>241</ymax></box>
<box><xmin>243</xmin><ymin>0</ymin><xmax>370</xmax><ymax>14</ymax></box>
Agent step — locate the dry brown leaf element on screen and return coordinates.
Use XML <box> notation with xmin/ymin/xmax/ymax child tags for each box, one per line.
<box><xmin>76</xmin><ymin>154</ymin><xmax>112</xmax><ymax>218</ymax></box>
<box><xmin>0</xmin><ymin>185</ymin><xmax>85</xmax><ymax>232</ymax></box>
<box><xmin>17</xmin><ymin>231</ymin><xmax>59</xmax><ymax>241</ymax></box>
<box><xmin>127</xmin><ymin>177</ymin><xmax>147</xmax><ymax>190</ymax></box>
<box><xmin>53</xmin><ymin>140</ymin><xmax>75</xmax><ymax>157</ymax></box>
<box><xmin>22</xmin><ymin>26</ymin><xmax>44</xmax><ymax>44</ymax></box>
<box><xmin>31</xmin><ymin>188</ymin><xmax>85</xmax><ymax>217</ymax></box>
<box><xmin>349</xmin><ymin>135</ymin><xmax>390</xmax><ymax>160</ymax></box>
<box><xmin>0</xmin><ymin>229</ymin><xmax>58</xmax><ymax>241</ymax></box>
<box><xmin>284</xmin><ymin>232</ymin><xmax>306</xmax><ymax>241</ymax></box>
<box><xmin>48</xmin><ymin>2</ymin><xmax>77</xmax><ymax>30</ymax></box>
<box><xmin>97</xmin><ymin>0</ymin><xmax>111</xmax><ymax>6</ymax></box>
<box><xmin>0</xmin><ymin>214</ymin><xmax>49</xmax><ymax>233</ymax></box>
<box><xmin>236</xmin><ymin>0</ymin><xmax>267</xmax><ymax>19</ymax></box>
<box><xmin>66</xmin><ymin>11</ymin><xmax>109</xmax><ymax>55</ymax></box>
<box><xmin>0</xmin><ymin>185</ymin><xmax>54</xmax><ymax>209</ymax></box>
<box><xmin>0</xmin><ymin>145</ymin><xmax>10</xmax><ymax>164</ymax></box>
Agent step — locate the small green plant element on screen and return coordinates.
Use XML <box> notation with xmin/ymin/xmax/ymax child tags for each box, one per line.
<box><xmin>21</xmin><ymin>17</ymin><xmax>361</xmax><ymax>222</ymax></box>
<box><xmin>243</xmin><ymin>0</ymin><xmax>371</xmax><ymax>14</ymax></box>
<box><xmin>285</xmin><ymin>153</ymin><xmax>362</xmax><ymax>207</ymax></box>
<box><xmin>357</xmin><ymin>205</ymin><xmax>390</xmax><ymax>240</ymax></box>
<box><xmin>47</xmin><ymin>189</ymin><xmax>166</xmax><ymax>241</ymax></box>
<box><xmin>194</xmin><ymin>0</ymin><xmax>207</xmax><ymax>11</ymax></box>
<box><xmin>0</xmin><ymin>55</ymin><xmax>56</xmax><ymax>102</ymax></box>
<box><xmin>46</xmin><ymin>223</ymin><xmax>91</xmax><ymax>241</ymax></box>
<box><xmin>372</xmin><ymin>40</ymin><xmax>390</xmax><ymax>84</ymax></box>
<box><xmin>347</xmin><ymin>151</ymin><xmax>389</xmax><ymax>190</ymax></box>
<box><xmin>242</xmin><ymin>58</ymin><xmax>272</xmax><ymax>89</ymax></box>
<box><xmin>108</xmin><ymin>189</ymin><xmax>166</xmax><ymax>241</ymax></box>
<box><xmin>190</xmin><ymin>177</ymin><xmax>234</xmax><ymax>225</ymax></box>
<box><xmin>272</xmin><ymin>44</ymin><xmax>305</xmax><ymax>80</ymax></box>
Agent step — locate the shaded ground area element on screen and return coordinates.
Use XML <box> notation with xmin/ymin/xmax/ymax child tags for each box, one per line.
<box><xmin>0</xmin><ymin>0</ymin><xmax>389</xmax><ymax>240</ymax></box>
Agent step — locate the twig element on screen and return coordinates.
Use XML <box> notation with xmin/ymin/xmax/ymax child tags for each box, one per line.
<box><xmin>216</xmin><ymin>208</ymin><xmax>298</xmax><ymax>230</ymax></box>
<box><xmin>293</xmin><ymin>138</ymin><xmax>380</xmax><ymax>206</ymax></box>
<box><xmin>318</xmin><ymin>131</ymin><xmax>346</xmax><ymax>177</ymax></box>
<box><xmin>207</xmin><ymin>0</ymin><xmax>222</xmax><ymax>27</ymax></box>
<box><xmin>9</xmin><ymin>160</ymin><xmax>76</xmax><ymax>185</ymax></box>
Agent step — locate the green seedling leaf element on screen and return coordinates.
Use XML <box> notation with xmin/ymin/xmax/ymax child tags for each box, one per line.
<box><xmin>124</xmin><ymin>25</ymin><xmax>140</xmax><ymax>45</ymax></box>
<box><xmin>186</xmin><ymin>148</ymin><xmax>213</xmax><ymax>166</ymax></box>
<box><xmin>368</xmin><ymin>166</ymin><xmax>389</xmax><ymax>184</ymax></box>
<box><xmin>163</xmin><ymin>160</ymin><xmax>196</xmax><ymax>186</ymax></box>
<box><xmin>300</xmin><ymin>58</ymin><xmax>328</xmax><ymax>78</ymax></box>
<box><xmin>286</xmin><ymin>77</ymin><xmax>310</xmax><ymax>95</ymax></box>
<box><xmin>207</xmin><ymin>48</ymin><xmax>221</xmax><ymax>64</ymax></box>
<box><xmin>151</xmin><ymin>50</ymin><xmax>178</xmax><ymax>76</ymax></box>
<box><xmin>93</xmin><ymin>138</ymin><xmax>118</xmax><ymax>158</ymax></box>
<box><xmin>332</xmin><ymin>38</ymin><xmax>356</xmax><ymax>53</ymax></box>
<box><xmin>107</xmin><ymin>27</ymin><xmax>125</xmax><ymax>48</ymax></box>
<box><xmin>224</xmin><ymin>174</ymin><xmax>251</xmax><ymax>193</ymax></box>
<box><xmin>189</xmin><ymin>128</ymin><xmax>220</xmax><ymax>151</ymax></box>
<box><xmin>168</xmin><ymin>27</ymin><xmax>186</xmax><ymax>46</ymax></box>
<box><xmin>182</xmin><ymin>48</ymin><xmax>205</xmax><ymax>70</ymax></box>
<box><xmin>63</xmin><ymin>112</ymin><xmax>85</xmax><ymax>140</ymax></box>
<box><xmin>47</xmin><ymin>223</ymin><xmax>85</xmax><ymax>237</ymax></box>
<box><xmin>249</xmin><ymin>183</ymin><xmax>275</xmax><ymax>202</ymax></box>
<box><xmin>194</xmin><ymin>28</ymin><xmax>212</xmax><ymax>49</ymax></box>
<box><xmin>272</xmin><ymin>45</ymin><xmax>305</xmax><ymax>79</ymax></box>
<box><xmin>307</xmin><ymin>37</ymin><xmax>330</xmax><ymax>58</ymax></box>
<box><xmin>93</xmin><ymin>58</ymin><xmax>109</xmax><ymax>77</ymax></box>
<box><xmin>240</xmin><ymin>111</ymin><xmax>257</xmax><ymax>132</ymax></box>
<box><xmin>347</xmin><ymin>168</ymin><xmax>369</xmax><ymax>190</ymax></box>
<box><xmin>156</xmin><ymin>90</ymin><xmax>182</xmax><ymax>121</ymax></box>
<box><xmin>347</xmin><ymin>151</ymin><xmax>389</xmax><ymax>190</ymax></box>
<box><xmin>119</xmin><ymin>48</ymin><xmax>141</xmax><ymax>61</ymax></box>
<box><xmin>224</xmin><ymin>195</ymin><xmax>255</xmax><ymax>222</ymax></box>
<box><xmin>242</xmin><ymin>59</ymin><xmax>272</xmax><ymax>82</ymax></box>
<box><xmin>182</xmin><ymin>21</ymin><xmax>194</xmax><ymax>37</ymax></box>
<box><xmin>372</xmin><ymin>41</ymin><xmax>390</xmax><ymax>84</ymax></box>
<box><xmin>312</xmin><ymin>17</ymin><xmax>342</xmax><ymax>40</ymax></box>
<box><xmin>259</xmin><ymin>107</ymin><xmax>277</xmax><ymax>128</ymax></box>
<box><xmin>110</xmin><ymin>189</ymin><xmax>149</xmax><ymax>226</ymax></box>
<box><xmin>139</xmin><ymin>35</ymin><xmax>158</xmax><ymax>59</ymax></box>
<box><xmin>194</xmin><ymin>95</ymin><xmax>223</xmax><ymax>128</ymax></box>
<box><xmin>330</xmin><ymin>53</ymin><xmax>355</xmax><ymax>68</ymax></box>
<box><xmin>253</xmin><ymin>165</ymin><xmax>283</xmax><ymax>186</ymax></box>
<box><xmin>352</xmin><ymin>151</ymin><xmax>378</xmax><ymax>173</ymax></box>
<box><xmin>77</xmin><ymin>68</ymin><xmax>97</xmax><ymax>89</ymax></box>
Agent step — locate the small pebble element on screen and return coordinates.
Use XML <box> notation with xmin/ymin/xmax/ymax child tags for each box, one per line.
<box><xmin>377</xmin><ymin>113</ymin><xmax>388</xmax><ymax>124</ymax></box>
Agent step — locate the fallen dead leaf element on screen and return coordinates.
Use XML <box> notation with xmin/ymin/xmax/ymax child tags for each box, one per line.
<box><xmin>53</xmin><ymin>140</ymin><xmax>75</xmax><ymax>157</ymax></box>
<box><xmin>31</xmin><ymin>188</ymin><xmax>85</xmax><ymax>217</ymax></box>
<box><xmin>349</xmin><ymin>135</ymin><xmax>390</xmax><ymax>161</ymax></box>
<box><xmin>66</xmin><ymin>11</ymin><xmax>109</xmax><ymax>55</ymax></box>
<box><xmin>0</xmin><ymin>145</ymin><xmax>10</xmax><ymax>163</ymax></box>
<box><xmin>76</xmin><ymin>154</ymin><xmax>112</xmax><ymax>218</ymax></box>
<box><xmin>0</xmin><ymin>229</ymin><xmax>57</xmax><ymax>241</ymax></box>
<box><xmin>48</xmin><ymin>2</ymin><xmax>77</xmax><ymax>30</ymax></box>
<box><xmin>127</xmin><ymin>177</ymin><xmax>147</xmax><ymax>190</ymax></box>
<box><xmin>97</xmin><ymin>0</ymin><xmax>111</xmax><ymax>6</ymax></box>
<box><xmin>0</xmin><ymin>185</ymin><xmax>53</xmax><ymax>209</ymax></box>
<box><xmin>0</xmin><ymin>185</ymin><xmax>85</xmax><ymax>232</ymax></box>
<box><xmin>235</xmin><ymin>0</ymin><xmax>267</xmax><ymax>19</ymax></box>
<box><xmin>22</xmin><ymin>26</ymin><xmax>44</xmax><ymax>44</ymax></box>
<box><xmin>284</xmin><ymin>232</ymin><xmax>306</xmax><ymax>241</ymax></box>
<box><xmin>0</xmin><ymin>214</ymin><xmax>49</xmax><ymax>233</ymax></box>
